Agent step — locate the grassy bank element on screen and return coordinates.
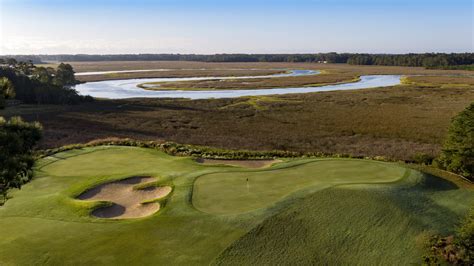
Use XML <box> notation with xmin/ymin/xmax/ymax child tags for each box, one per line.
<box><xmin>214</xmin><ymin>175</ymin><xmax>472</xmax><ymax>265</ymax></box>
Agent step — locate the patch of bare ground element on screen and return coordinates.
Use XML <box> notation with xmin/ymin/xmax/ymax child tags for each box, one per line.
<box><xmin>77</xmin><ymin>176</ymin><xmax>172</xmax><ymax>219</ymax></box>
<box><xmin>196</xmin><ymin>158</ymin><xmax>281</xmax><ymax>168</ymax></box>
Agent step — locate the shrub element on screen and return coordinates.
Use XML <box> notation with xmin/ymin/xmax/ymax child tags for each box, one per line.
<box><xmin>413</xmin><ymin>153</ymin><xmax>435</xmax><ymax>165</ymax></box>
<box><xmin>423</xmin><ymin>208</ymin><xmax>474</xmax><ymax>265</ymax></box>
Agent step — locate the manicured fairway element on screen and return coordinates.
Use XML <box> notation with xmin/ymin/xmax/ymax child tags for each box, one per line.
<box><xmin>193</xmin><ymin>159</ymin><xmax>408</xmax><ymax>214</ymax></box>
<box><xmin>0</xmin><ymin>146</ymin><xmax>472</xmax><ymax>265</ymax></box>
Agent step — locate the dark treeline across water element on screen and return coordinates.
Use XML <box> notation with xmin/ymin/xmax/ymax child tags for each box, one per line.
<box><xmin>1</xmin><ymin>53</ymin><xmax>473</xmax><ymax>67</ymax></box>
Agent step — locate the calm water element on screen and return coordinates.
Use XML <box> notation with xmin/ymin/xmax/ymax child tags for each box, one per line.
<box><xmin>73</xmin><ymin>70</ymin><xmax>401</xmax><ymax>99</ymax></box>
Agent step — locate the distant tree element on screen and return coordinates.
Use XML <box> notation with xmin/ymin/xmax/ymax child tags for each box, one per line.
<box><xmin>1</xmin><ymin>61</ymin><xmax>91</xmax><ymax>105</ymax></box>
<box><xmin>32</xmin><ymin>67</ymin><xmax>53</xmax><ymax>84</ymax></box>
<box><xmin>0</xmin><ymin>77</ymin><xmax>15</xmax><ymax>109</ymax></box>
<box><xmin>16</xmin><ymin>60</ymin><xmax>35</xmax><ymax>75</ymax></box>
<box><xmin>0</xmin><ymin>117</ymin><xmax>42</xmax><ymax>204</ymax></box>
<box><xmin>5</xmin><ymin>58</ymin><xmax>17</xmax><ymax>67</ymax></box>
<box><xmin>438</xmin><ymin>102</ymin><xmax>474</xmax><ymax>180</ymax></box>
<box><xmin>54</xmin><ymin>63</ymin><xmax>76</xmax><ymax>86</ymax></box>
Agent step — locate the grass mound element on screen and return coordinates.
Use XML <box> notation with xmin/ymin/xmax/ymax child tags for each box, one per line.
<box><xmin>214</xmin><ymin>172</ymin><xmax>472</xmax><ymax>265</ymax></box>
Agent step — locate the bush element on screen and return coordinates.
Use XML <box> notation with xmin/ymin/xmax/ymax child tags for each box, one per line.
<box><xmin>423</xmin><ymin>208</ymin><xmax>474</xmax><ymax>265</ymax></box>
<box><xmin>412</xmin><ymin>153</ymin><xmax>435</xmax><ymax>165</ymax></box>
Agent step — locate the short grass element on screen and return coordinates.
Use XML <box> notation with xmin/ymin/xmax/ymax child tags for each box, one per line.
<box><xmin>193</xmin><ymin>159</ymin><xmax>407</xmax><ymax>214</ymax></box>
<box><xmin>0</xmin><ymin>146</ymin><xmax>472</xmax><ymax>265</ymax></box>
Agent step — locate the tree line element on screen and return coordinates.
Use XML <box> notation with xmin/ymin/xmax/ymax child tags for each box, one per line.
<box><xmin>3</xmin><ymin>53</ymin><xmax>472</xmax><ymax>67</ymax></box>
<box><xmin>16</xmin><ymin>53</ymin><xmax>350</xmax><ymax>63</ymax></box>
<box><xmin>0</xmin><ymin>59</ymin><xmax>92</xmax><ymax>107</ymax></box>
<box><xmin>347</xmin><ymin>53</ymin><xmax>474</xmax><ymax>67</ymax></box>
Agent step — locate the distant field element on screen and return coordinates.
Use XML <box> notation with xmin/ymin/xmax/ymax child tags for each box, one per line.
<box><xmin>41</xmin><ymin>61</ymin><xmax>474</xmax><ymax>82</ymax></box>
<box><xmin>404</xmin><ymin>75</ymin><xmax>474</xmax><ymax>87</ymax></box>
<box><xmin>0</xmin><ymin>146</ymin><xmax>471</xmax><ymax>264</ymax></box>
<box><xmin>3</xmin><ymin>85</ymin><xmax>473</xmax><ymax>161</ymax></box>
<box><xmin>63</xmin><ymin>61</ymin><xmax>474</xmax><ymax>75</ymax></box>
<box><xmin>142</xmin><ymin>72</ymin><xmax>359</xmax><ymax>90</ymax></box>
<box><xmin>1</xmin><ymin>62</ymin><xmax>473</xmax><ymax>161</ymax></box>
<box><xmin>75</xmin><ymin>69</ymin><xmax>285</xmax><ymax>82</ymax></box>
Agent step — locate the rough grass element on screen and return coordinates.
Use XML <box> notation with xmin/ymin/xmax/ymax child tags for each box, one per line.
<box><xmin>143</xmin><ymin>72</ymin><xmax>358</xmax><ymax>90</ymax></box>
<box><xmin>2</xmin><ymin>63</ymin><xmax>473</xmax><ymax>161</ymax></box>
<box><xmin>214</xmin><ymin>173</ymin><xmax>473</xmax><ymax>265</ymax></box>
<box><xmin>404</xmin><ymin>75</ymin><xmax>474</xmax><ymax>88</ymax></box>
<box><xmin>0</xmin><ymin>146</ymin><xmax>471</xmax><ymax>265</ymax></box>
<box><xmin>76</xmin><ymin>69</ymin><xmax>284</xmax><ymax>82</ymax></box>
<box><xmin>3</xmin><ymin>83</ymin><xmax>473</xmax><ymax>161</ymax></box>
<box><xmin>40</xmin><ymin>60</ymin><xmax>472</xmax><ymax>82</ymax></box>
<box><xmin>65</xmin><ymin>61</ymin><xmax>474</xmax><ymax>75</ymax></box>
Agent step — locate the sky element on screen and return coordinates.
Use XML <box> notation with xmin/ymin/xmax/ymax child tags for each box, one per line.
<box><xmin>0</xmin><ymin>0</ymin><xmax>472</xmax><ymax>54</ymax></box>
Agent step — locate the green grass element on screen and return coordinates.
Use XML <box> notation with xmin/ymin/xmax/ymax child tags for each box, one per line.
<box><xmin>0</xmin><ymin>146</ymin><xmax>472</xmax><ymax>265</ymax></box>
<box><xmin>214</xmin><ymin>175</ymin><xmax>472</xmax><ymax>265</ymax></box>
<box><xmin>193</xmin><ymin>159</ymin><xmax>407</xmax><ymax>214</ymax></box>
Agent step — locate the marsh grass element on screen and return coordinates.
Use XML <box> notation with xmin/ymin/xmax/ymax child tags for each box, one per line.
<box><xmin>3</xmin><ymin>83</ymin><xmax>472</xmax><ymax>161</ymax></box>
<box><xmin>144</xmin><ymin>72</ymin><xmax>358</xmax><ymax>90</ymax></box>
<box><xmin>1</xmin><ymin>63</ymin><xmax>473</xmax><ymax>161</ymax></box>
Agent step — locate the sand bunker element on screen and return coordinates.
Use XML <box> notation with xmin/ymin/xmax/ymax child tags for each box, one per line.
<box><xmin>196</xmin><ymin>158</ymin><xmax>281</xmax><ymax>168</ymax></box>
<box><xmin>77</xmin><ymin>176</ymin><xmax>172</xmax><ymax>219</ymax></box>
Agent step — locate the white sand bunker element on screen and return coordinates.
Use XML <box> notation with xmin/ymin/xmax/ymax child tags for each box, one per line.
<box><xmin>196</xmin><ymin>158</ymin><xmax>281</xmax><ymax>168</ymax></box>
<box><xmin>77</xmin><ymin>176</ymin><xmax>172</xmax><ymax>219</ymax></box>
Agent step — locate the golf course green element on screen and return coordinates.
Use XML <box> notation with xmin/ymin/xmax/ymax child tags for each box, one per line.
<box><xmin>193</xmin><ymin>159</ymin><xmax>407</xmax><ymax>214</ymax></box>
<box><xmin>0</xmin><ymin>146</ymin><xmax>472</xmax><ymax>265</ymax></box>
